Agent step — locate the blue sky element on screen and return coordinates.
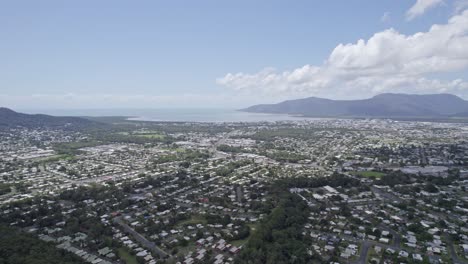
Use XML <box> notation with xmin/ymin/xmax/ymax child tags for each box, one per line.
<box><xmin>1</xmin><ymin>0</ymin><xmax>468</xmax><ymax>109</ymax></box>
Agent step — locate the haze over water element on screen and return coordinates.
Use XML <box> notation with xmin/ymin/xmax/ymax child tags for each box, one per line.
<box><xmin>20</xmin><ymin>108</ymin><xmax>312</xmax><ymax>123</ymax></box>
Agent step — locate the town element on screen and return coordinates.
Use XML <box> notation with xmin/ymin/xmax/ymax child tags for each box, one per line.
<box><xmin>1</xmin><ymin>118</ymin><xmax>468</xmax><ymax>264</ymax></box>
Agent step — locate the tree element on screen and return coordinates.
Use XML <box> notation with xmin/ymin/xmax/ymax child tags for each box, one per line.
<box><xmin>424</xmin><ymin>183</ymin><xmax>438</xmax><ymax>193</ymax></box>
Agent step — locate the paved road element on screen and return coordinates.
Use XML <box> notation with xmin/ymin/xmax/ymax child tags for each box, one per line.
<box><xmin>370</xmin><ymin>186</ymin><xmax>402</xmax><ymax>203</ymax></box>
<box><xmin>114</xmin><ymin>217</ymin><xmax>170</xmax><ymax>259</ymax></box>
<box><xmin>353</xmin><ymin>241</ymin><xmax>372</xmax><ymax>264</ymax></box>
<box><xmin>379</xmin><ymin>224</ymin><xmax>401</xmax><ymax>248</ymax></box>
<box><xmin>369</xmin><ymin>186</ymin><xmax>468</xmax><ymax>264</ymax></box>
<box><xmin>351</xmin><ymin>240</ymin><xmax>401</xmax><ymax>264</ymax></box>
<box><xmin>445</xmin><ymin>233</ymin><xmax>468</xmax><ymax>264</ymax></box>
<box><xmin>313</xmin><ymin>230</ymin><xmax>400</xmax><ymax>264</ymax></box>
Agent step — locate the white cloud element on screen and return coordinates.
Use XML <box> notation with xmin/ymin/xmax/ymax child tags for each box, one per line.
<box><xmin>381</xmin><ymin>12</ymin><xmax>391</xmax><ymax>23</ymax></box>
<box><xmin>406</xmin><ymin>0</ymin><xmax>444</xmax><ymax>20</ymax></box>
<box><xmin>217</xmin><ymin>10</ymin><xmax>468</xmax><ymax>99</ymax></box>
<box><xmin>455</xmin><ymin>0</ymin><xmax>468</xmax><ymax>14</ymax></box>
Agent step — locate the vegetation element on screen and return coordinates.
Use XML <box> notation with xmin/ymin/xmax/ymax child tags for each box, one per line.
<box><xmin>117</xmin><ymin>247</ymin><xmax>139</xmax><ymax>264</ymax></box>
<box><xmin>134</xmin><ymin>133</ymin><xmax>165</xmax><ymax>139</ymax></box>
<box><xmin>176</xmin><ymin>215</ymin><xmax>207</xmax><ymax>227</ymax></box>
<box><xmin>37</xmin><ymin>154</ymin><xmax>75</xmax><ymax>163</ymax></box>
<box><xmin>263</xmin><ymin>150</ymin><xmax>308</xmax><ymax>163</ymax></box>
<box><xmin>146</xmin><ymin>149</ymin><xmax>210</xmax><ymax>168</ymax></box>
<box><xmin>0</xmin><ymin>183</ymin><xmax>12</xmax><ymax>195</ymax></box>
<box><xmin>53</xmin><ymin>140</ymin><xmax>102</xmax><ymax>155</ymax></box>
<box><xmin>278</xmin><ymin>173</ymin><xmax>361</xmax><ymax>189</ymax></box>
<box><xmin>235</xmin><ymin>192</ymin><xmax>311</xmax><ymax>264</ymax></box>
<box><xmin>217</xmin><ymin>144</ymin><xmax>246</xmax><ymax>153</ymax></box>
<box><xmin>238</xmin><ymin>128</ymin><xmax>351</xmax><ymax>141</ymax></box>
<box><xmin>215</xmin><ymin>159</ymin><xmax>253</xmax><ymax>176</ymax></box>
<box><xmin>0</xmin><ymin>225</ymin><xmax>83</xmax><ymax>264</ymax></box>
<box><xmin>351</xmin><ymin>170</ymin><xmax>385</xmax><ymax>178</ymax></box>
<box><xmin>97</xmin><ymin>132</ymin><xmax>173</xmax><ymax>144</ymax></box>
<box><xmin>376</xmin><ymin>171</ymin><xmax>413</xmax><ymax>187</ymax></box>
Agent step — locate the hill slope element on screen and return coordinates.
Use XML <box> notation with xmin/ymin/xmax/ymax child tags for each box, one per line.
<box><xmin>0</xmin><ymin>107</ymin><xmax>101</xmax><ymax>130</ymax></box>
<box><xmin>242</xmin><ymin>93</ymin><xmax>468</xmax><ymax>118</ymax></box>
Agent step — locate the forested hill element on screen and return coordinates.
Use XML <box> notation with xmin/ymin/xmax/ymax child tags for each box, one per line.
<box><xmin>242</xmin><ymin>93</ymin><xmax>468</xmax><ymax>118</ymax></box>
<box><xmin>0</xmin><ymin>107</ymin><xmax>102</xmax><ymax>130</ymax></box>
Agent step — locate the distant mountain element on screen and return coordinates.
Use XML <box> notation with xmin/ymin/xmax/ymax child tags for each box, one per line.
<box><xmin>0</xmin><ymin>107</ymin><xmax>101</xmax><ymax>130</ymax></box>
<box><xmin>242</xmin><ymin>93</ymin><xmax>468</xmax><ymax>118</ymax></box>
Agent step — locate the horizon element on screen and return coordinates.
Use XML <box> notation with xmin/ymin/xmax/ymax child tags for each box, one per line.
<box><xmin>1</xmin><ymin>92</ymin><xmax>466</xmax><ymax>119</ymax></box>
<box><xmin>2</xmin><ymin>0</ymin><xmax>468</xmax><ymax>109</ymax></box>
<box><xmin>4</xmin><ymin>92</ymin><xmax>468</xmax><ymax>117</ymax></box>
<box><xmin>2</xmin><ymin>3</ymin><xmax>468</xmax><ymax>262</ymax></box>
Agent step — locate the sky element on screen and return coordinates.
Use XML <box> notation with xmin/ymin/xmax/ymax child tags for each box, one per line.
<box><xmin>1</xmin><ymin>0</ymin><xmax>468</xmax><ymax>109</ymax></box>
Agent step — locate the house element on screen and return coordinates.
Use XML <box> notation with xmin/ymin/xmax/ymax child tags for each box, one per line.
<box><xmin>462</xmin><ymin>244</ymin><xmax>468</xmax><ymax>254</ymax></box>
<box><xmin>340</xmin><ymin>252</ymin><xmax>351</xmax><ymax>259</ymax></box>
<box><xmin>412</xmin><ymin>253</ymin><xmax>423</xmax><ymax>261</ymax></box>
<box><xmin>399</xmin><ymin>250</ymin><xmax>409</xmax><ymax>258</ymax></box>
<box><xmin>229</xmin><ymin>246</ymin><xmax>240</xmax><ymax>254</ymax></box>
<box><xmin>97</xmin><ymin>247</ymin><xmax>112</xmax><ymax>256</ymax></box>
<box><xmin>379</xmin><ymin>237</ymin><xmax>389</xmax><ymax>244</ymax></box>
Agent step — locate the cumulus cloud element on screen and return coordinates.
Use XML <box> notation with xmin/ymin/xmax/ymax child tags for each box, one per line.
<box><xmin>406</xmin><ymin>0</ymin><xmax>444</xmax><ymax>20</ymax></box>
<box><xmin>455</xmin><ymin>0</ymin><xmax>468</xmax><ymax>14</ymax></box>
<box><xmin>217</xmin><ymin>10</ymin><xmax>468</xmax><ymax>99</ymax></box>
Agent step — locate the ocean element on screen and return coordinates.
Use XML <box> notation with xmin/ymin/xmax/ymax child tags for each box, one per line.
<box><xmin>19</xmin><ymin>108</ymin><xmax>312</xmax><ymax>123</ymax></box>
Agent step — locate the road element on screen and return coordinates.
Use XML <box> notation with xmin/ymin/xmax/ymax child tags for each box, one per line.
<box><xmin>369</xmin><ymin>185</ymin><xmax>468</xmax><ymax>264</ymax></box>
<box><xmin>370</xmin><ymin>186</ymin><xmax>402</xmax><ymax>203</ymax></box>
<box><xmin>312</xmin><ymin>230</ymin><xmax>401</xmax><ymax>264</ymax></box>
<box><xmin>445</xmin><ymin>233</ymin><xmax>468</xmax><ymax>264</ymax></box>
<box><xmin>209</xmin><ymin>130</ymin><xmax>238</xmax><ymax>158</ymax></box>
<box><xmin>353</xmin><ymin>241</ymin><xmax>372</xmax><ymax>264</ymax></box>
<box><xmin>113</xmin><ymin>217</ymin><xmax>170</xmax><ymax>259</ymax></box>
<box><xmin>352</xmin><ymin>240</ymin><xmax>402</xmax><ymax>264</ymax></box>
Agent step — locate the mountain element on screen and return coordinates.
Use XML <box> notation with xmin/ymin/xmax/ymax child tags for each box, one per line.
<box><xmin>241</xmin><ymin>93</ymin><xmax>468</xmax><ymax>118</ymax></box>
<box><xmin>0</xmin><ymin>107</ymin><xmax>101</xmax><ymax>130</ymax></box>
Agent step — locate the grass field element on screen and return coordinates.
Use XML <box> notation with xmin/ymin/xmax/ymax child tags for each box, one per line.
<box><xmin>352</xmin><ymin>171</ymin><xmax>385</xmax><ymax>178</ymax></box>
<box><xmin>231</xmin><ymin>223</ymin><xmax>259</xmax><ymax>247</ymax></box>
<box><xmin>116</xmin><ymin>131</ymin><xmax>166</xmax><ymax>139</ymax></box>
<box><xmin>231</xmin><ymin>238</ymin><xmax>249</xmax><ymax>247</ymax></box>
<box><xmin>118</xmin><ymin>247</ymin><xmax>138</xmax><ymax>264</ymax></box>
<box><xmin>134</xmin><ymin>133</ymin><xmax>165</xmax><ymax>139</ymax></box>
<box><xmin>36</xmin><ymin>154</ymin><xmax>75</xmax><ymax>163</ymax></box>
<box><xmin>176</xmin><ymin>215</ymin><xmax>207</xmax><ymax>227</ymax></box>
<box><xmin>177</xmin><ymin>241</ymin><xmax>197</xmax><ymax>256</ymax></box>
<box><xmin>174</xmin><ymin>147</ymin><xmax>186</xmax><ymax>152</ymax></box>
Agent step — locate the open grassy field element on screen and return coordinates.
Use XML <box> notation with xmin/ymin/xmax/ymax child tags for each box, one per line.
<box><xmin>231</xmin><ymin>223</ymin><xmax>259</xmax><ymax>247</ymax></box>
<box><xmin>176</xmin><ymin>215</ymin><xmax>207</xmax><ymax>227</ymax></box>
<box><xmin>231</xmin><ymin>238</ymin><xmax>249</xmax><ymax>247</ymax></box>
<box><xmin>176</xmin><ymin>241</ymin><xmax>197</xmax><ymax>256</ymax></box>
<box><xmin>116</xmin><ymin>131</ymin><xmax>166</xmax><ymax>139</ymax></box>
<box><xmin>118</xmin><ymin>247</ymin><xmax>138</xmax><ymax>264</ymax></box>
<box><xmin>351</xmin><ymin>171</ymin><xmax>385</xmax><ymax>178</ymax></box>
<box><xmin>134</xmin><ymin>133</ymin><xmax>165</xmax><ymax>139</ymax></box>
<box><xmin>36</xmin><ymin>154</ymin><xmax>75</xmax><ymax>163</ymax></box>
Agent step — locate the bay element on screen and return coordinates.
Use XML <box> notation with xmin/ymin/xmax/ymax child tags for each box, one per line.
<box><xmin>19</xmin><ymin>108</ymin><xmax>311</xmax><ymax>122</ymax></box>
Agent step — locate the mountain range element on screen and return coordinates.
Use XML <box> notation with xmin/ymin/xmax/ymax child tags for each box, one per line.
<box><xmin>242</xmin><ymin>93</ymin><xmax>468</xmax><ymax>118</ymax></box>
<box><xmin>0</xmin><ymin>107</ymin><xmax>99</xmax><ymax>130</ymax></box>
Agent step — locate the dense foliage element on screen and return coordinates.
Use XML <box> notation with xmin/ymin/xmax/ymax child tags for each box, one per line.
<box><xmin>279</xmin><ymin>173</ymin><xmax>361</xmax><ymax>189</ymax></box>
<box><xmin>262</xmin><ymin>150</ymin><xmax>308</xmax><ymax>163</ymax></box>
<box><xmin>235</xmin><ymin>193</ymin><xmax>311</xmax><ymax>264</ymax></box>
<box><xmin>0</xmin><ymin>225</ymin><xmax>83</xmax><ymax>264</ymax></box>
<box><xmin>0</xmin><ymin>183</ymin><xmax>11</xmax><ymax>195</ymax></box>
<box><xmin>217</xmin><ymin>144</ymin><xmax>246</xmax><ymax>153</ymax></box>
